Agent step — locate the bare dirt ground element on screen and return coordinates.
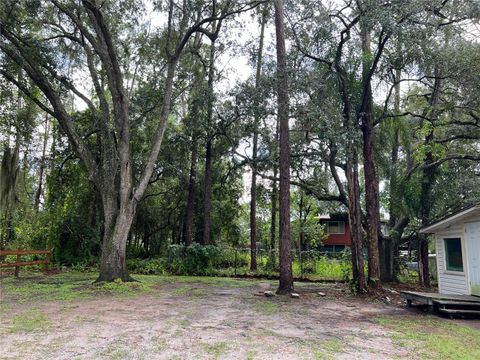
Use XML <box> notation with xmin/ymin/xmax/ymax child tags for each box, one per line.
<box><xmin>0</xmin><ymin>274</ymin><xmax>476</xmax><ymax>360</ymax></box>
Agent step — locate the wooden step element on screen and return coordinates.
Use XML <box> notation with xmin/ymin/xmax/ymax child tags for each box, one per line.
<box><xmin>438</xmin><ymin>308</ymin><xmax>480</xmax><ymax>315</ymax></box>
<box><xmin>433</xmin><ymin>299</ymin><xmax>480</xmax><ymax>307</ymax></box>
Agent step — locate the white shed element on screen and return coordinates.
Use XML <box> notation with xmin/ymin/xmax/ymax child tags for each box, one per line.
<box><xmin>420</xmin><ymin>205</ymin><xmax>480</xmax><ymax>296</ymax></box>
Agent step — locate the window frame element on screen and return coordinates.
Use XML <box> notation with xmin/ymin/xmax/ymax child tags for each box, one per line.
<box><xmin>326</xmin><ymin>221</ymin><xmax>345</xmax><ymax>234</ymax></box>
<box><xmin>443</xmin><ymin>237</ymin><xmax>464</xmax><ymax>273</ymax></box>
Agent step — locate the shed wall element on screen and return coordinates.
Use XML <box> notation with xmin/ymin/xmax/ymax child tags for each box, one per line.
<box><xmin>436</xmin><ymin>227</ymin><xmax>469</xmax><ymax>295</ymax></box>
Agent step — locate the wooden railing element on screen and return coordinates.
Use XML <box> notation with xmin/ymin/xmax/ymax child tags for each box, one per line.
<box><xmin>0</xmin><ymin>250</ymin><xmax>51</xmax><ymax>277</ymax></box>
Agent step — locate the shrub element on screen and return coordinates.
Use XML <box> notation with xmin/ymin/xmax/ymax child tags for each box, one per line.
<box><xmin>127</xmin><ymin>258</ymin><xmax>165</xmax><ymax>275</ymax></box>
<box><xmin>164</xmin><ymin>244</ymin><xmax>222</xmax><ymax>276</ymax></box>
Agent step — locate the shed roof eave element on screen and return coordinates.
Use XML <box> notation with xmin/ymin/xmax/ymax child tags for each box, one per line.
<box><xmin>419</xmin><ymin>205</ymin><xmax>480</xmax><ymax>234</ymax></box>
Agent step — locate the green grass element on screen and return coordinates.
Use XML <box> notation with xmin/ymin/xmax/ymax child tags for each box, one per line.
<box><xmin>215</xmin><ymin>256</ymin><xmax>347</xmax><ymax>281</ymax></box>
<box><xmin>294</xmin><ymin>337</ymin><xmax>344</xmax><ymax>359</ymax></box>
<box><xmin>319</xmin><ymin>338</ymin><xmax>343</xmax><ymax>352</ymax></box>
<box><xmin>0</xmin><ymin>271</ymin><xmax>263</xmax><ymax>308</ymax></box>
<box><xmin>98</xmin><ymin>343</ymin><xmax>141</xmax><ymax>360</ymax></box>
<box><xmin>250</xmin><ymin>298</ymin><xmax>280</xmax><ymax>314</ymax></box>
<box><xmin>1</xmin><ymin>272</ymin><xmax>94</xmax><ymax>302</ymax></box>
<box><xmin>150</xmin><ymin>335</ymin><xmax>168</xmax><ymax>351</ymax></box>
<box><xmin>0</xmin><ymin>272</ymin><xmax>161</xmax><ymax>303</ymax></box>
<box><xmin>201</xmin><ymin>341</ymin><xmax>229</xmax><ymax>358</ymax></box>
<box><xmin>374</xmin><ymin>315</ymin><xmax>480</xmax><ymax>359</ymax></box>
<box><xmin>171</xmin><ymin>286</ymin><xmax>207</xmax><ymax>297</ymax></box>
<box><xmin>292</xmin><ymin>258</ymin><xmax>347</xmax><ymax>280</ymax></box>
<box><xmin>162</xmin><ymin>275</ymin><xmax>255</xmax><ymax>287</ymax></box>
<box><xmin>5</xmin><ymin>308</ymin><xmax>51</xmax><ymax>333</ymax></box>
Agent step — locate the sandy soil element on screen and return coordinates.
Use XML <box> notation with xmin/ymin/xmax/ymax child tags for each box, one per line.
<box><xmin>0</xmin><ymin>278</ymin><xmax>444</xmax><ymax>359</ymax></box>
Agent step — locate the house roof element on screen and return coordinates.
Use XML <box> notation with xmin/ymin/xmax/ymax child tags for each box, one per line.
<box><xmin>419</xmin><ymin>203</ymin><xmax>480</xmax><ymax>233</ymax></box>
<box><xmin>317</xmin><ymin>213</ymin><xmax>349</xmax><ymax>221</ymax></box>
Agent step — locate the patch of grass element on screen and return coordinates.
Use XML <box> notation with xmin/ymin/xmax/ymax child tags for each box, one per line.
<box><xmin>216</xmin><ymin>255</ymin><xmax>347</xmax><ymax>281</ymax></box>
<box><xmin>202</xmin><ymin>341</ymin><xmax>229</xmax><ymax>358</ymax></box>
<box><xmin>313</xmin><ymin>351</ymin><xmax>335</xmax><ymax>360</ymax></box>
<box><xmin>91</xmin><ymin>278</ymin><xmax>154</xmax><ymax>297</ymax></box>
<box><xmin>150</xmin><ymin>335</ymin><xmax>168</xmax><ymax>351</ymax></box>
<box><xmin>259</xmin><ymin>327</ymin><xmax>278</xmax><ymax>337</ymax></box>
<box><xmin>2</xmin><ymin>272</ymin><xmax>268</xmax><ymax>306</ymax></box>
<box><xmin>1</xmin><ymin>271</ymin><xmax>161</xmax><ymax>303</ymax></box>
<box><xmin>374</xmin><ymin>315</ymin><xmax>480</xmax><ymax>359</ymax></box>
<box><xmin>292</xmin><ymin>257</ymin><xmax>346</xmax><ymax>281</ymax></box>
<box><xmin>164</xmin><ymin>275</ymin><xmax>255</xmax><ymax>288</ymax></box>
<box><xmin>178</xmin><ymin>318</ymin><xmax>191</xmax><ymax>327</ymax></box>
<box><xmin>250</xmin><ymin>298</ymin><xmax>280</xmax><ymax>314</ymax></box>
<box><xmin>319</xmin><ymin>338</ymin><xmax>343</xmax><ymax>352</ymax></box>
<box><xmin>99</xmin><ymin>342</ymin><xmax>143</xmax><ymax>360</ymax></box>
<box><xmin>43</xmin><ymin>335</ymin><xmax>70</xmax><ymax>352</ymax></box>
<box><xmin>299</xmin><ymin>337</ymin><xmax>344</xmax><ymax>359</ymax></box>
<box><xmin>171</xmin><ymin>286</ymin><xmax>206</xmax><ymax>297</ymax></box>
<box><xmin>221</xmin><ymin>320</ymin><xmax>237</xmax><ymax>328</ymax></box>
<box><xmin>6</xmin><ymin>309</ymin><xmax>50</xmax><ymax>333</ymax></box>
<box><xmin>2</xmin><ymin>272</ymin><xmax>93</xmax><ymax>302</ymax></box>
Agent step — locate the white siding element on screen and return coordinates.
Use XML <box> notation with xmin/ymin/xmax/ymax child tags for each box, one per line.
<box><xmin>465</xmin><ymin>222</ymin><xmax>480</xmax><ymax>296</ymax></box>
<box><xmin>436</xmin><ymin>232</ymin><xmax>469</xmax><ymax>295</ymax></box>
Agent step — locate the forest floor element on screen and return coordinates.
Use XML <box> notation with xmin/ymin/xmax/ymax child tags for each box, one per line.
<box><xmin>1</xmin><ymin>272</ymin><xmax>480</xmax><ymax>360</ymax></box>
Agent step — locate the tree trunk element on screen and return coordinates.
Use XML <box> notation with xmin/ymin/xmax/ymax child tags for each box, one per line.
<box><xmin>97</xmin><ymin>190</ymin><xmax>135</xmax><ymax>282</ymax></box>
<box><xmin>0</xmin><ymin>146</ymin><xmax>19</xmax><ymax>245</ymax></box>
<box><xmin>418</xmin><ymin>136</ymin><xmax>435</xmax><ymax>288</ymax></box>
<box><xmin>270</xmin><ymin>166</ymin><xmax>278</xmax><ymax>266</ymax></box>
<box><xmin>360</xmin><ymin>24</ymin><xmax>381</xmax><ymax>288</ymax></box>
<box><xmin>183</xmin><ymin>135</ymin><xmax>198</xmax><ymax>246</ymax></box>
<box><xmin>183</xmin><ymin>34</ymin><xmax>203</xmax><ymax>247</ymax></box>
<box><xmin>334</xmin><ymin>41</ymin><xmax>366</xmax><ymax>291</ymax></box>
<box><xmin>269</xmin><ymin>110</ymin><xmax>280</xmax><ymax>267</ymax></box>
<box><xmin>382</xmin><ymin>63</ymin><xmax>402</xmax><ymax>282</ymax></box>
<box><xmin>418</xmin><ymin>69</ymin><xmax>443</xmax><ymax>287</ymax></box>
<box><xmin>346</xmin><ymin>153</ymin><xmax>367</xmax><ymax>292</ymax></box>
<box><xmin>202</xmin><ymin>139</ymin><xmax>213</xmax><ymax>246</ymax></box>
<box><xmin>298</xmin><ymin>190</ymin><xmax>304</xmax><ymax>271</ymax></box>
<box><xmin>250</xmin><ymin>134</ymin><xmax>258</xmax><ymax>269</ymax></box>
<box><xmin>274</xmin><ymin>0</ymin><xmax>294</xmax><ymax>294</ymax></box>
<box><xmin>250</xmin><ymin>7</ymin><xmax>267</xmax><ymax>271</ymax></box>
<box><xmin>201</xmin><ymin>22</ymin><xmax>219</xmax><ymax>246</ymax></box>
<box><xmin>34</xmin><ymin>113</ymin><xmax>49</xmax><ymax>212</ymax></box>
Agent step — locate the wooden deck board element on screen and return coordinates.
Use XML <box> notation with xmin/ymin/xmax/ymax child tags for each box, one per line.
<box><xmin>401</xmin><ymin>291</ymin><xmax>480</xmax><ymax>317</ymax></box>
<box><xmin>438</xmin><ymin>308</ymin><xmax>480</xmax><ymax>315</ymax></box>
<box><xmin>401</xmin><ymin>291</ymin><xmax>480</xmax><ymax>304</ymax></box>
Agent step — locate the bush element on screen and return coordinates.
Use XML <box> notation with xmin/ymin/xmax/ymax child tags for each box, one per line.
<box><xmin>127</xmin><ymin>258</ymin><xmax>165</xmax><ymax>275</ymax></box>
<box><xmin>216</xmin><ymin>247</ymin><xmax>249</xmax><ymax>269</ymax></box>
<box><xmin>165</xmin><ymin>244</ymin><xmax>221</xmax><ymax>276</ymax></box>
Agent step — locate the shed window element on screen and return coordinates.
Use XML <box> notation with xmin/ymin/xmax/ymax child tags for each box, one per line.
<box><xmin>326</xmin><ymin>221</ymin><xmax>345</xmax><ymax>234</ymax></box>
<box><xmin>444</xmin><ymin>238</ymin><xmax>463</xmax><ymax>272</ymax></box>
